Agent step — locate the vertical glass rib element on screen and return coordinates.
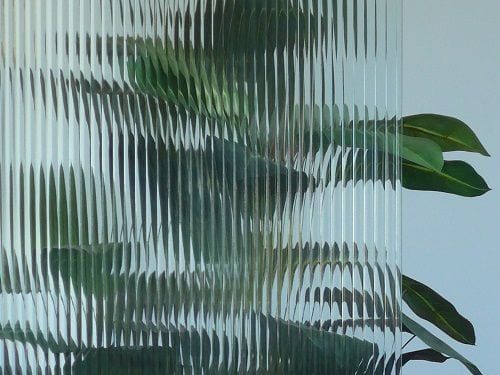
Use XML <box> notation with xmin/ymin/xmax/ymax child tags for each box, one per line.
<box><xmin>0</xmin><ymin>0</ymin><xmax>401</xmax><ymax>373</ymax></box>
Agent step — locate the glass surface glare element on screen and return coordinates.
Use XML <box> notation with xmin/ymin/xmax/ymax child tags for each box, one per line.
<box><xmin>0</xmin><ymin>0</ymin><xmax>402</xmax><ymax>373</ymax></box>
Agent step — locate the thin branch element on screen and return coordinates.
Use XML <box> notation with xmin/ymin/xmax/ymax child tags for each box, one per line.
<box><xmin>402</xmin><ymin>334</ymin><xmax>417</xmax><ymax>350</ymax></box>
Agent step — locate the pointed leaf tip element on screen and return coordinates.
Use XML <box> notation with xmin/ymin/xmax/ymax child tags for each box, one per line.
<box><xmin>403</xmin><ymin>314</ymin><xmax>482</xmax><ymax>375</ymax></box>
<box><xmin>403</xmin><ymin>275</ymin><xmax>476</xmax><ymax>345</ymax></box>
<box><xmin>403</xmin><ymin>114</ymin><xmax>490</xmax><ymax>156</ymax></box>
<box><xmin>403</xmin><ymin>160</ymin><xmax>490</xmax><ymax>197</ymax></box>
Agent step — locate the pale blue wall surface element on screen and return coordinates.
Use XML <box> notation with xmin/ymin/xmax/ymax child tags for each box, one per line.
<box><xmin>403</xmin><ymin>0</ymin><xmax>500</xmax><ymax>373</ymax></box>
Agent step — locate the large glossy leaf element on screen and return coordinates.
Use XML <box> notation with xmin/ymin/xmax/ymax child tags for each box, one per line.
<box><xmin>403</xmin><ymin>314</ymin><xmax>482</xmax><ymax>375</ymax></box>
<box><xmin>403</xmin><ymin>114</ymin><xmax>490</xmax><ymax>156</ymax></box>
<box><xmin>403</xmin><ymin>275</ymin><xmax>475</xmax><ymax>345</ymax></box>
<box><xmin>403</xmin><ymin>160</ymin><xmax>490</xmax><ymax>197</ymax></box>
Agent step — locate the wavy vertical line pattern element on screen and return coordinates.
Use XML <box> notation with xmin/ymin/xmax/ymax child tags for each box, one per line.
<box><xmin>0</xmin><ymin>0</ymin><xmax>401</xmax><ymax>373</ymax></box>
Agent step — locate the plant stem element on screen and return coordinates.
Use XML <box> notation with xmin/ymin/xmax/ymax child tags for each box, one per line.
<box><xmin>402</xmin><ymin>334</ymin><xmax>417</xmax><ymax>350</ymax></box>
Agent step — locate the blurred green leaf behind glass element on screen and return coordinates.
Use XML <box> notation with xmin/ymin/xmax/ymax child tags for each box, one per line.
<box><xmin>0</xmin><ymin>0</ymin><xmax>487</xmax><ymax>373</ymax></box>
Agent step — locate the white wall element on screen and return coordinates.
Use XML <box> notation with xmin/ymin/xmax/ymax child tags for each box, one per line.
<box><xmin>403</xmin><ymin>0</ymin><xmax>500</xmax><ymax>374</ymax></box>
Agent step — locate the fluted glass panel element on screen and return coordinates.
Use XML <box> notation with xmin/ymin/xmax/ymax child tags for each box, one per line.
<box><xmin>1</xmin><ymin>0</ymin><xmax>401</xmax><ymax>373</ymax></box>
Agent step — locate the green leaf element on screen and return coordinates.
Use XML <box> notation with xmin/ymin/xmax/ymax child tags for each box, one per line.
<box><xmin>402</xmin><ymin>349</ymin><xmax>449</xmax><ymax>366</ymax></box>
<box><xmin>69</xmin><ymin>314</ymin><xmax>385</xmax><ymax>374</ymax></box>
<box><xmin>1</xmin><ymin>249</ymin><xmax>22</xmax><ymax>293</ymax></box>
<box><xmin>403</xmin><ymin>114</ymin><xmax>490</xmax><ymax>156</ymax></box>
<box><xmin>340</xmin><ymin>125</ymin><xmax>444</xmax><ymax>172</ymax></box>
<box><xmin>403</xmin><ymin>275</ymin><xmax>475</xmax><ymax>344</ymax></box>
<box><xmin>403</xmin><ymin>314</ymin><xmax>482</xmax><ymax>375</ymax></box>
<box><xmin>312</xmin><ymin>105</ymin><xmax>444</xmax><ymax>172</ymax></box>
<box><xmin>43</xmin><ymin>238</ymin><xmax>394</xmax><ymax>371</ymax></box>
<box><xmin>1</xmin><ymin>316</ymin><xmax>387</xmax><ymax>373</ymax></box>
<box><xmin>401</xmin><ymin>135</ymin><xmax>444</xmax><ymax>171</ymax></box>
<box><xmin>44</xmin><ymin>243</ymin><xmax>132</xmax><ymax>297</ymax></box>
<box><xmin>0</xmin><ymin>321</ymin><xmax>76</xmax><ymax>354</ymax></box>
<box><xmin>403</xmin><ymin>160</ymin><xmax>490</xmax><ymax>197</ymax></box>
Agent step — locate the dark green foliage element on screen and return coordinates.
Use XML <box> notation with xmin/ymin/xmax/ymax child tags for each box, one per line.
<box><xmin>403</xmin><ymin>160</ymin><xmax>490</xmax><ymax>197</ymax></box>
<box><xmin>1</xmin><ymin>2</ymin><xmax>490</xmax><ymax>373</ymax></box>
<box><xmin>403</xmin><ymin>114</ymin><xmax>489</xmax><ymax>156</ymax></box>
<box><xmin>402</xmin><ymin>349</ymin><xmax>449</xmax><ymax>366</ymax></box>
<box><xmin>403</xmin><ymin>275</ymin><xmax>475</xmax><ymax>345</ymax></box>
<box><xmin>403</xmin><ymin>314</ymin><xmax>482</xmax><ymax>375</ymax></box>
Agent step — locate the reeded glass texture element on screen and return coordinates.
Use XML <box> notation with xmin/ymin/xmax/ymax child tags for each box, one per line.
<box><xmin>1</xmin><ymin>0</ymin><xmax>402</xmax><ymax>373</ymax></box>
